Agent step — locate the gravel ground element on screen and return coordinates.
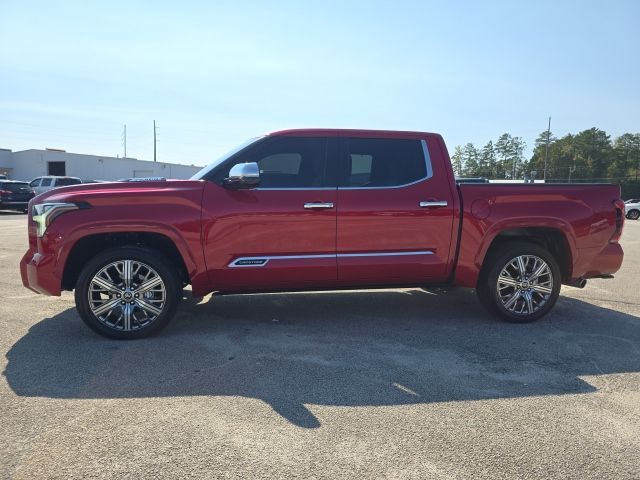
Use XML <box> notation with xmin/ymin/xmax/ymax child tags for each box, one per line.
<box><xmin>1</xmin><ymin>212</ymin><xmax>639</xmax><ymax>479</ymax></box>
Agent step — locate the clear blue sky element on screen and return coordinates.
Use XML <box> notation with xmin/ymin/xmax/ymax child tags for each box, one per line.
<box><xmin>1</xmin><ymin>0</ymin><xmax>638</xmax><ymax>166</ymax></box>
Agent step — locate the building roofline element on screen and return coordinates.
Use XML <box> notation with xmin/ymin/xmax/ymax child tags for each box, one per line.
<box><xmin>10</xmin><ymin>149</ymin><xmax>203</xmax><ymax>168</ymax></box>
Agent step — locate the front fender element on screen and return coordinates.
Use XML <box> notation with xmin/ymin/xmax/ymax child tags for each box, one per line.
<box><xmin>42</xmin><ymin>217</ymin><xmax>208</xmax><ymax>297</ymax></box>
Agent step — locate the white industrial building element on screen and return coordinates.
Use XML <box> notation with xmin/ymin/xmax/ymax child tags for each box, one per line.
<box><xmin>0</xmin><ymin>148</ymin><xmax>203</xmax><ymax>182</ymax></box>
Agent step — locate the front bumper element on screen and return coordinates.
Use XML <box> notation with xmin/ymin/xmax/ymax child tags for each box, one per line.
<box><xmin>20</xmin><ymin>248</ymin><xmax>62</xmax><ymax>296</ymax></box>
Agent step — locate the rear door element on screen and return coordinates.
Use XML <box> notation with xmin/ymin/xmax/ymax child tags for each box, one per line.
<box><xmin>336</xmin><ymin>135</ymin><xmax>456</xmax><ymax>284</ymax></box>
<box><xmin>201</xmin><ymin>135</ymin><xmax>338</xmax><ymax>291</ymax></box>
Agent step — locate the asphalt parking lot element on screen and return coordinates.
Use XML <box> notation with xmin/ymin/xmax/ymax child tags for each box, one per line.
<box><xmin>1</xmin><ymin>212</ymin><xmax>639</xmax><ymax>479</ymax></box>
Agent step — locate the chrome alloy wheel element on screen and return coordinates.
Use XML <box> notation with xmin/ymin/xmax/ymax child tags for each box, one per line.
<box><xmin>88</xmin><ymin>259</ymin><xmax>166</xmax><ymax>331</ymax></box>
<box><xmin>496</xmin><ymin>255</ymin><xmax>553</xmax><ymax>316</ymax></box>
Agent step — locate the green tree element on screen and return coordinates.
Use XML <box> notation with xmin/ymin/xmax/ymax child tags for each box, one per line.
<box><xmin>480</xmin><ymin>140</ymin><xmax>498</xmax><ymax>178</ymax></box>
<box><xmin>461</xmin><ymin>143</ymin><xmax>480</xmax><ymax>176</ymax></box>
<box><xmin>494</xmin><ymin>133</ymin><xmax>526</xmax><ymax>179</ymax></box>
<box><xmin>529</xmin><ymin>130</ymin><xmax>557</xmax><ymax>179</ymax></box>
<box><xmin>510</xmin><ymin>136</ymin><xmax>526</xmax><ymax>179</ymax></box>
<box><xmin>478</xmin><ymin>140</ymin><xmax>496</xmax><ymax>178</ymax></box>
<box><xmin>494</xmin><ymin>133</ymin><xmax>512</xmax><ymax>178</ymax></box>
<box><xmin>451</xmin><ymin>145</ymin><xmax>464</xmax><ymax>176</ymax></box>
<box><xmin>571</xmin><ymin>128</ymin><xmax>612</xmax><ymax>180</ymax></box>
<box><xmin>611</xmin><ymin>133</ymin><xmax>640</xmax><ymax>180</ymax></box>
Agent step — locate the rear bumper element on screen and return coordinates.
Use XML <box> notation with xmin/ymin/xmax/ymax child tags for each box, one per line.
<box><xmin>0</xmin><ymin>201</ymin><xmax>29</xmax><ymax>210</ymax></box>
<box><xmin>20</xmin><ymin>248</ymin><xmax>62</xmax><ymax>296</ymax></box>
<box><xmin>572</xmin><ymin>242</ymin><xmax>624</xmax><ymax>282</ymax></box>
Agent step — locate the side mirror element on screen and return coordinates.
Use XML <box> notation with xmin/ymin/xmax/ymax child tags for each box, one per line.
<box><xmin>223</xmin><ymin>162</ymin><xmax>260</xmax><ymax>189</ymax></box>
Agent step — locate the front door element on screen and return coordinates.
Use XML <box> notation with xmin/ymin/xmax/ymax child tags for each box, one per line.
<box><xmin>336</xmin><ymin>135</ymin><xmax>457</xmax><ymax>285</ymax></box>
<box><xmin>201</xmin><ymin>136</ymin><xmax>337</xmax><ymax>292</ymax></box>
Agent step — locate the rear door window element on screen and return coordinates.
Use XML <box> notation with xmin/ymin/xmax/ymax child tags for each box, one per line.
<box><xmin>340</xmin><ymin>138</ymin><xmax>431</xmax><ymax>188</ymax></box>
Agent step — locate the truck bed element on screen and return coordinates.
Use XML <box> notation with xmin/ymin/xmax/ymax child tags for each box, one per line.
<box><xmin>453</xmin><ymin>183</ymin><xmax>624</xmax><ymax>288</ymax></box>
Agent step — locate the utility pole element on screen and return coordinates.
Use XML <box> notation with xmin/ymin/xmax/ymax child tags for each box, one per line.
<box><xmin>153</xmin><ymin>120</ymin><xmax>157</xmax><ymax>162</ymax></box>
<box><xmin>543</xmin><ymin>117</ymin><xmax>551</xmax><ymax>182</ymax></box>
<box><xmin>122</xmin><ymin>124</ymin><xmax>127</xmax><ymax>158</ymax></box>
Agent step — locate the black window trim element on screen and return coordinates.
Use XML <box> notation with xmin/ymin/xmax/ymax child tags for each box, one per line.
<box><xmin>338</xmin><ymin>138</ymin><xmax>433</xmax><ymax>190</ymax></box>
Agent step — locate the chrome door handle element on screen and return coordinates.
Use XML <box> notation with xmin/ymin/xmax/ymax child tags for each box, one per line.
<box><xmin>304</xmin><ymin>202</ymin><xmax>334</xmax><ymax>209</ymax></box>
<box><xmin>420</xmin><ymin>200</ymin><xmax>448</xmax><ymax>207</ymax></box>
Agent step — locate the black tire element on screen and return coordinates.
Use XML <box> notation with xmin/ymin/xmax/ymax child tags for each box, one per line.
<box><xmin>75</xmin><ymin>246</ymin><xmax>179</xmax><ymax>339</ymax></box>
<box><xmin>627</xmin><ymin>209</ymin><xmax>640</xmax><ymax>220</ymax></box>
<box><xmin>477</xmin><ymin>242</ymin><xmax>561</xmax><ymax>323</ymax></box>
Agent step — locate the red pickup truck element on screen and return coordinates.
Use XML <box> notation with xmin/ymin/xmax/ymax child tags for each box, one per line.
<box><xmin>20</xmin><ymin>129</ymin><xmax>625</xmax><ymax>339</ymax></box>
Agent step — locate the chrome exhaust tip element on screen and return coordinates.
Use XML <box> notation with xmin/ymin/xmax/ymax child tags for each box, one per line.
<box><xmin>567</xmin><ymin>278</ymin><xmax>587</xmax><ymax>289</ymax></box>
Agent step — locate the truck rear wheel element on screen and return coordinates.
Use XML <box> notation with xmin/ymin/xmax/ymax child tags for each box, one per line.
<box><xmin>477</xmin><ymin>242</ymin><xmax>561</xmax><ymax>323</ymax></box>
<box><xmin>75</xmin><ymin>246</ymin><xmax>179</xmax><ymax>339</ymax></box>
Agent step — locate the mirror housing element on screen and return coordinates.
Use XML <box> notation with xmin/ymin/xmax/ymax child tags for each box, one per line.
<box><xmin>223</xmin><ymin>162</ymin><xmax>260</xmax><ymax>189</ymax></box>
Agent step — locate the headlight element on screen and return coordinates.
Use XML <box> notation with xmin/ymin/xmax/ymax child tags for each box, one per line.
<box><xmin>32</xmin><ymin>202</ymin><xmax>81</xmax><ymax>237</ymax></box>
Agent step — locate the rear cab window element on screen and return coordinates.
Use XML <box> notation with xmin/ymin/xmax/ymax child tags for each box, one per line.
<box><xmin>339</xmin><ymin>137</ymin><xmax>432</xmax><ymax>188</ymax></box>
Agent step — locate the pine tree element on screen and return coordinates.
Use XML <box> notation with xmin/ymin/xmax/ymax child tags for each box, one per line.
<box><xmin>461</xmin><ymin>143</ymin><xmax>480</xmax><ymax>176</ymax></box>
<box><xmin>451</xmin><ymin>145</ymin><xmax>464</xmax><ymax>176</ymax></box>
<box><xmin>480</xmin><ymin>140</ymin><xmax>497</xmax><ymax>178</ymax></box>
<box><xmin>510</xmin><ymin>136</ymin><xmax>526</xmax><ymax>179</ymax></box>
<box><xmin>495</xmin><ymin>133</ymin><xmax>512</xmax><ymax>178</ymax></box>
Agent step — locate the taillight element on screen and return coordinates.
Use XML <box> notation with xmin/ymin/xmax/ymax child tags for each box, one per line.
<box><xmin>0</xmin><ymin>189</ymin><xmax>10</xmax><ymax>196</ymax></box>
<box><xmin>611</xmin><ymin>199</ymin><xmax>625</xmax><ymax>243</ymax></box>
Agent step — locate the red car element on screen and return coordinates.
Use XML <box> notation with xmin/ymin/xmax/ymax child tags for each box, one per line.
<box><xmin>20</xmin><ymin>129</ymin><xmax>625</xmax><ymax>339</ymax></box>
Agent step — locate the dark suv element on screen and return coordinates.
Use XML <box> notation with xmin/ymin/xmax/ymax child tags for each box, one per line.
<box><xmin>0</xmin><ymin>181</ymin><xmax>35</xmax><ymax>212</ymax></box>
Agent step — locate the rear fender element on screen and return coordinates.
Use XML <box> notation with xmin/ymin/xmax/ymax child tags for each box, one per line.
<box><xmin>455</xmin><ymin>216</ymin><xmax>577</xmax><ymax>288</ymax></box>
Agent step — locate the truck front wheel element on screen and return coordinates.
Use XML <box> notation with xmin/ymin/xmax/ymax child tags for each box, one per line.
<box><xmin>477</xmin><ymin>242</ymin><xmax>561</xmax><ymax>323</ymax></box>
<box><xmin>75</xmin><ymin>247</ymin><xmax>179</xmax><ymax>339</ymax></box>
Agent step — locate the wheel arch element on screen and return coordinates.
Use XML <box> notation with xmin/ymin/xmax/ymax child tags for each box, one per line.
<box><xmin>478</xmin><ymin>225</ymin><xmax>574</xmax><ymax>286</ymax></box>
<box><xmin>62</xmin><ymin>231</ymin><xmax>191</xmax><ymax>290</ymax></box>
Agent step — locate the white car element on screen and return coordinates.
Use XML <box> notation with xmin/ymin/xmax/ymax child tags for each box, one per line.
<box><xmin>625</xmin><ymin>198</ymin><xmax>640</xmax><ymax>220</ymax></box>
<box><xmin>29</xmin><ymin>176</ymin><xmax>82</xmax><ymax>195</ymax></box>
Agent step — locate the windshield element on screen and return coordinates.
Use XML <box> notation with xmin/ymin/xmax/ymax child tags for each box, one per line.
<box><xmin>190</xmin><ymin>137</ymin><xmax>261</xmax><ymax>180</ymax></box>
